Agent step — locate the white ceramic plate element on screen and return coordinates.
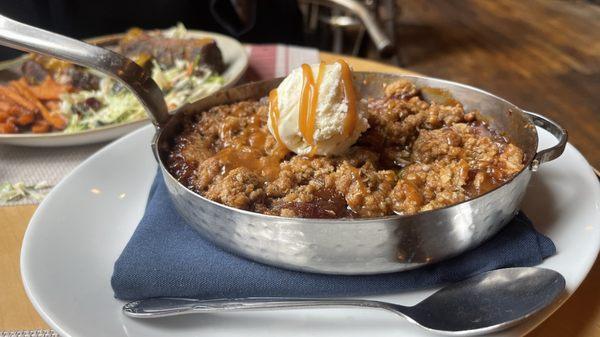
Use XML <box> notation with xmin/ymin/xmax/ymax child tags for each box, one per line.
<box><xmin>0</xmin><ymin>30</ymin><xmax>247</xmax><ymax>147</ymax></box>
<box><xmin>21</xmin><ymin>125</ymin><xmax>600</xmax><ymax>337</ymax></box>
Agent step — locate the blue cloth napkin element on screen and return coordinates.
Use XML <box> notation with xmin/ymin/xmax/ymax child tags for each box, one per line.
<box><xmin>111</xmin><ymin>173</ymin><xmax>556</xmax><ymax>300</ymax></box>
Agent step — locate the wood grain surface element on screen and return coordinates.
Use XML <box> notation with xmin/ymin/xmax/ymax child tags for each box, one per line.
<box><xmin>394</xmin><ymin>0</ymin><xmax>600</xmax><ymax>167</ymax></box>
<box><xmin>0</xmin><ymin>53</ymin><xmax>598</xmax><ymax>337</ymax></box>
<box><xmin>0</xmin><ymin>205</ymin><xmax>47</xmax><ymax>330</ymax></box>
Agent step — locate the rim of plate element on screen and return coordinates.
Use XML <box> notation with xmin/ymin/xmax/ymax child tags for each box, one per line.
<box><xmin>0</xmin><ymin>118</ymin><xmax>149</xmax><ymax>139</ymax></box>
<box><xmin>0</xmin><ymin>29</ymin><xmax>248</xmax><ymax>142</ymax></box>
<box><xmin>19</xmin><ymin>126</ymin><xmax>156</xmax><ymax>337</ymax></box>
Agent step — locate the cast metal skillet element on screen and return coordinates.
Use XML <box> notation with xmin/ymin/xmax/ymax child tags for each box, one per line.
<box><xmin>0</xmin><ymin>15</ymin><xmax>567</xmax><ymax>275</ymax></box>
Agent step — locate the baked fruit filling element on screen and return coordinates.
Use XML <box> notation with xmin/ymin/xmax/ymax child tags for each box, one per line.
<box><xmin>167</xmin><ymin>64</ymin><xmax>525</xmax><ymax>218</ymax></box>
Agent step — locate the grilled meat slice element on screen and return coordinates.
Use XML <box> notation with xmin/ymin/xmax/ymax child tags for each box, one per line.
<box><xmin>22</xmin><ymin>55</ymin><xmax>100</xmax><ymax>91</ymax></box>
<box><xmin>21</xmin><ymin>60</ymin><xmax>49</xmax><ymax>85</ymax></box>
<box><xmin>118</xmin><ymin>29</ymin><xmax>225</xmax><ymax>73</ymax></box>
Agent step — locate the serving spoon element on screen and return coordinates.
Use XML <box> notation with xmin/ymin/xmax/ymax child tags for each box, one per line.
<box><xmin>122</xmin><ymin>267</ymin><xmax>565</xmax><ymax>336</ymax></box>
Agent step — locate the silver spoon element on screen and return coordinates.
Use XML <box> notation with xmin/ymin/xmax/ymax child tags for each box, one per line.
<box><xmin>122</xmin><ymin>267</ymin><xmax>564</xmax><ymax>336</ymax></box>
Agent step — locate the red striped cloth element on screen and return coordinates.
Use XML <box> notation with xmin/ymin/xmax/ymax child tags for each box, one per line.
<box><xmin>243</xmin><ymin>44</ymin><xmax>320</xmax><ymax>82</ymax></box>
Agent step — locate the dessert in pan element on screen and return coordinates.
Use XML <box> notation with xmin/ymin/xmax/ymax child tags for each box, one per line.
<box><xmin>0</xmin><ymin>10</ymin><xmax>566</xmax><ymax>275</ymax></box>
<box><xmin>167</xmin><ymin>60</ymin><xmax>525</xmax><ymax>218</ymax></box>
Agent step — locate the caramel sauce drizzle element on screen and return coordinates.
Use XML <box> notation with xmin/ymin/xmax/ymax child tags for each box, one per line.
<box><xmin>307</xmin><ymin>62</ymin><xmax>326</xmax><ymax>146</ymax></box>
<box><xmin>268</xmin><ymin>89</ymin><xmax>284</xmax><ymax>146</ymax></box>
<box><xmin>206</xmin><ymin>102</ymin><xmax>286</xmax><ymax>183</ymax></box>
<box><xmin>337</xmin><ymin>59</ymin><xmax>358</xmax><ymax>137</ymax></box>
<box><xmin>298</xmin><ymin>64</ymin><xmax>315</xmax><ymax>149</ymax></box>
<box><xmin>209</xmin><ymin>141</ymin><xmax>282</xmax><ymax>183</ymax></box>
<box><xmin>298</xmin><ymin>62</ymin><xmax>326</xmax><ymax>155</ymax></box>
<box><xmin>212</xmin><ymin>147</ymin><xmax>281</xmax><ymax>182</ymax></box>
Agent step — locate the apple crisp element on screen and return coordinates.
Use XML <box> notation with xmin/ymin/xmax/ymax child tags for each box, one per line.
<box><xmin>167</xmin><ymin>80</ymin><xmax>525</xmax><ymax>218</ymax></box>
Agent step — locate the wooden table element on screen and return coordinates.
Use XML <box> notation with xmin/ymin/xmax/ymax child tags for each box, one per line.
<box><xmin>393</xmin><ymin>0</ymin><xmax>600</xmax><ymax>168</ymax></box>
<box><xmin>1</xmin><ymin>54</ymin><xmax>598</xmax><ymax>337</ymax></box>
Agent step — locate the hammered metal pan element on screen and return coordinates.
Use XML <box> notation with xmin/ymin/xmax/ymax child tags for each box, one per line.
<box><xmin>0</xmin><ymin>15</ymin><xmax>567</xmax><ymax>275</ymax></box>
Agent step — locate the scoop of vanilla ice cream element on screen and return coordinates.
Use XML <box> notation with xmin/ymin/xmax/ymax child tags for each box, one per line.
<box><xmin>268</xmin><ymin>62</ymin><xmax>369</xmax><ymax>156</ymax></box>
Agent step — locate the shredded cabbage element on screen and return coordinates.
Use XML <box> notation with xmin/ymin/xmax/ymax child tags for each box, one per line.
<box><xmin>0</xmin><ymin>181</ymin><xmax>50</xmax><ymax>202</ymax></box>
<box><xmin>60</xmin><ymin>25</ymin><xmax>224</xmax><ymax>133</ymax></box>
<box><xmin>162</xmin><ymin>22</ymin><xmax>188</xmax><ymax>39</ymax></box>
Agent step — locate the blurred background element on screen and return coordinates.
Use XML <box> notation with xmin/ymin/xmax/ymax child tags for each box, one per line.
<box><xmin>0</xmin><ymin>0</ymin><xmax>598</xmax><ymax>166</ymax></box>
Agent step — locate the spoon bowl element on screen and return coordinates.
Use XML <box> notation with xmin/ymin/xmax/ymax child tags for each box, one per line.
<box><xmin>123</xmin><ymin>267</ymin><xmax>565</xmax><ymax>336</ymax></box>
<box><xmin>405</xmin><ymin>267</ymin><xmax>565</xmax><ymax>335</ymax></box>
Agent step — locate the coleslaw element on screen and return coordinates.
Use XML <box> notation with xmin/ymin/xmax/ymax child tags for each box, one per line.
<box><xmin>59</xmin><ymin>25</ymin><xmax>224</xmax><ymax>133</ymax></box>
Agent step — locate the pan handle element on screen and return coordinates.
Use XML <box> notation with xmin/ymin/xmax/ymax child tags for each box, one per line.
<box><xmin>0</xmin><ymin>14</ymin><xmax>170</xmax><ymax>127</ymax></box>
<box><xmin>524</xmin><ymin>111</ymin><xmax>568</xmax><ymax>171</ymax></box>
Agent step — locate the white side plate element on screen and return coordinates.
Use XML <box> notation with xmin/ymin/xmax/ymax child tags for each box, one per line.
<box><xmin>21</xmin><ymin>125</ymin><xmax>600</xmax><ymax>337</ymax></box>
<box><xmin>0</xmin><ymin>30</ymin><xmax>248</xmax><ymax>147</ymax></box>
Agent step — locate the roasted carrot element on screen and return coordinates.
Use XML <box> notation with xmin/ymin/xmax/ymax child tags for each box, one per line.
<box><xmin>24</xmin><ymin>77</ymin><xmax>71</xmax><ymax>100</ymax></box>
<box><xmin>0</xmin><ymin>90</ymin><xmax>37</xmax><ymax>126</ymax></box>
<box><xmin>15</xmin><ymin>110</ymin><xmax>35</xmax><ymax>126</ymax></box>
<box><xmin>186</xmin><ymin>62</ymin><xmax>194</xmax><ymax>76</ymax></box>
<box><xmin>31</xmin><ymin>120</ymin><xmax>50</xmax><ymax>133</ymax></box>
<box><xmin>0</xmin><ymin>99</ymin><xmax>25</xmax><ymax>114</ymax></box>
<box><xmin>44</xmin><ymin>100</ymin><xmax>60</xmax><ymax>111</ymax></box>
<box><xmin>0</xmin><ymin>117</ymin><xmax>18</xmax><ymax>133</ymax></box>
<box><xmin>0</xmin><ymin>101</ymin><xmax>14</xmax><ymax>112</ymax></box>
<box><xmin>12</xmin><ymin>81</ymin><xmax>67</xmax><ymax>130</ymax></box>
<box><xmin>0</xmin><ymin>123</ymin><xmax>17</xmax><ymax>133</ymax></box>
<box><xmin>0</xmin><ymin>86</ymin><xmax>37</xmax><ymax>111</ymax></box>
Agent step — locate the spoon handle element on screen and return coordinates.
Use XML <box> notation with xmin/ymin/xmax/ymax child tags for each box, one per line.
<box><xmin>0</xmin><ymin>14</ymin><xmax>170</xmax><ymax>126</ymax></box>
<box><xmin>123</xmin><ymin>297</ymin><xmax>411</xmax><ymax>319</ymax></box>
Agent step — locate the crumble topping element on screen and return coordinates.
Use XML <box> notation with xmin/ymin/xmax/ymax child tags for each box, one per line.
<box><xmin>167</xmin><ymin>80</ymin><xmax>525</xmax><ymax>218</ymax></box>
